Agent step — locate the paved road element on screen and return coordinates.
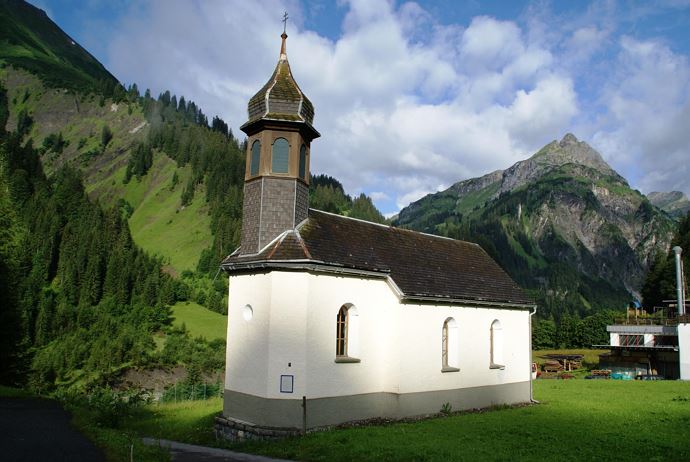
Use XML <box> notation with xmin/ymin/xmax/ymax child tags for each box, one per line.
<box><xmin>0</xmin><ymin>397</ymin><xmax>105</xmax><ymax>462</ymax></box>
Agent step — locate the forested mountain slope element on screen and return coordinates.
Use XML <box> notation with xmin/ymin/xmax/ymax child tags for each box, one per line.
<box><xmin>0</xmin><ymin>0</ymin><xmax>119</xmax><ymax>93</ymax></box>
<box><xmin>396</xmin><ymin>134</ymin><xmax>676</xmax><ymax>319</ymax></box>
<box><xmin>1</xmin><ymin>134</ymin><xmax>227</xmax><ymax>388</ymax></box>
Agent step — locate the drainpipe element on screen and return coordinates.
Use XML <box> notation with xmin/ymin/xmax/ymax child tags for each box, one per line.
<box><xmin>529</xmin><ymin>305</ymin><xmax>539</xmax><ymax>404</ymax></box>
<box><xmin>673</xmin><ymin>247</ymin><xmax>684</xmax><ymax>317</ymax></box>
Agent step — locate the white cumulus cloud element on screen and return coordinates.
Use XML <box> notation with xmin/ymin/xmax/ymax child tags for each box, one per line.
<box><xmin>103</xmin><ymin>0</ymin><xmax>690</xmax><ymax>214</ymax></box>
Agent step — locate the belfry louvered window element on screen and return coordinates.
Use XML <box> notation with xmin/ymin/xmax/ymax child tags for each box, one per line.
<box><xmin>272</xmin><ymin>138</ymin><xmax>289</xmax><ymax>173</ymax></box>
<box><xmin>250</xmin><ymin>140</ymin><xmax>261</xmax><ymax>176</ymax></box>
<box><xmin>299</xmin><ymin>144</ymin><xmax>307</xmax><ymax>180</ymax></box>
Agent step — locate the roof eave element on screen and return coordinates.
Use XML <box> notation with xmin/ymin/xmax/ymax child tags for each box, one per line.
<box><xmin>220</xmin><ymin>260</ymin><xmax>534</xmax><ymax>310</ymax></box>
<box><xmin>400</xmin><ymin>294</ymin><xmax>536</xmax><ymax>310</ymax></box>
<box><xmin>220</xmin><ymin>259</ymin><xmax>390</xmax><ymax>278</ymax></box>
<box><xmin>240</xmin><ymin>118</ymin><xmax>320</xmax><ymax>140</ymax></box>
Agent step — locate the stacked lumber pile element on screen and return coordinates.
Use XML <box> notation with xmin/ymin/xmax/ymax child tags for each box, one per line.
<box><xmin>543</xmin><ymin>354</ymin><xmax>584</xmax><ymax>371</ymax></box>
<box><xmin>591</xmin><ymin>369</ymin><xmax>611</xmax><ymax>378</ymax></box>
<box><xmin>543</xmin><ymin>360</ymin><xmax>563</xmax><ymax>373</ymax></box>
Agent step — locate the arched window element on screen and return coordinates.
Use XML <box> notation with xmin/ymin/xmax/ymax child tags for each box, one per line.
<box><xmin>490</xmin><ymin>319</ymin><xmax>504</xmax><ymax>369</ymax></box>
<box><xmin>335</xmin><ymin>304</ymin><xmax>360</xmax><ymax>362</ymax></box>
<box><xmin>271</xmin><ymin>138</ymin><xmax>289</xmax><ymax>173</ymax></box>
<box><xmin>442</xmin><ymin>318</ymin><xmax>459</xmax><ymax>372</ymax></box>
<box><xmin>298</xmin><ymin>144</ymin><xmax>307</xmax><ymax>180</ymax></box>
<box><xmin>250</xmin><ymin>140</ymin><xmax>261</xmax><ymax>176</ymax></box>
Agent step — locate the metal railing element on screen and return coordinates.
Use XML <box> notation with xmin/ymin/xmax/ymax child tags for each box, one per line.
<box><xmin>613</xmin><ymin>314</ymin><xmax>690</xmax><ymax>326</ymax></box>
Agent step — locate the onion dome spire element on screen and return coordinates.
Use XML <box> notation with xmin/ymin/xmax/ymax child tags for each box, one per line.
<box><xmin>280</xmin><ymin>31</ymin><xmax>288</xmax><ymax>60</ymax></box>
<box><xmin>240</xmin><ymin>16</ymin><xmax>317</xmax><ymax>137</ymax></box>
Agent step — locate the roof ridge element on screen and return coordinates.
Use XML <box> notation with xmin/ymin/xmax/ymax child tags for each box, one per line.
<box><xmin>266</xmin><ymin>231</ymin><xmax>290</xmax><ymax>259</ymax></box>
<box><xmin>293</xmin><ymin>228</ymin><xmax>312</xmax><ymax>259</ymax></box>
<box><xmin>285</xmin><ymin>59</ymin><xmax>307</xmax><ymax>123</ymax></box>
<box><xmin>308</xmin><ymin>208</ymin><xmax>479</xmax><ymax>246</ymax></box>
<box><xmin>263</xmin><ymin>61</ymin><xmax>281</xmax><ymax>119</ymax></box>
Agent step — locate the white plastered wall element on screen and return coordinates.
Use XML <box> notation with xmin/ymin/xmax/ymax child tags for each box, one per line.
<box><xmin>678</xmin><ymin>323</ymin><xmax>690</xmax><ymax>380</ymax></box>
<box><xmin>225</xmin><ymin>273</ymin><xmax>272</xmax><ymax>396</ymax></box>
<box><xmin>395</xmin><ymin>304</ymin><xmax>529</xmax><ymax>394</ymax></box>
<box><xmin>226</xmin><ymin>271</ymin><xmax>531</xmax><ymax>400</ymax></box>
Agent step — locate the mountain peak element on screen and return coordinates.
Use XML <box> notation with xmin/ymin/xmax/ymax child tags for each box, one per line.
<box><xmin>531</xmin><ymin>133</ymin><xmax>613</xmax><ymax>174</ymax></box>
<box><xmin>559</xmin><ymin>133</ymin><xmax>579</xmax><ymax>146</ymax></box>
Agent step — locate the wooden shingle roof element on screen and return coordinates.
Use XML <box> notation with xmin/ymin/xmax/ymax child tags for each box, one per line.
<box><xmin>221</xmin><ymin>209</ymin><xmax>534</xmax><ymax>308</ymax></box>
<box><xmin>242</xmin><ymin>50</ymin><xmax>314</xmax><ymax>127</ymax></box>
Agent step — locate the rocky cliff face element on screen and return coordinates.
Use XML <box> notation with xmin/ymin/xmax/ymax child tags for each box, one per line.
<box><xmin>396</xmin><ymin>134</ymin><xmax>676</xmax><ymax>315</ymax></box>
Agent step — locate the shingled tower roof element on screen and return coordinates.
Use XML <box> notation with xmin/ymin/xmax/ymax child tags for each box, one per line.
<box><xmin>241</xmin><ymin>31</ymin><xmax>316</xmax><ymax>133</ymax></box>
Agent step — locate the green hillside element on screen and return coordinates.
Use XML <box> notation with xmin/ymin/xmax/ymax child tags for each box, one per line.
<box><xmin>0</xmin><ymin>66</ymin><xmax>213</xmax><ymax>273</ymax></box>
<box><xmin>1</xmin><ymin>67</ymin><xmax>146</xmax><ymax>174</ymax></box>
<box><xmin>0</xmin><ymin>0</ymin><xmax>119</xmax><ymax>93</ymax></box>
<box><xmin>172</xmin><ymin>302</ymin><xmax>227</xmax><ymax>341</ymax></box>
<box><xmin>87</xmin><ymin>152</ymin><xmax>212</xmax><ymax>272</ymax></box>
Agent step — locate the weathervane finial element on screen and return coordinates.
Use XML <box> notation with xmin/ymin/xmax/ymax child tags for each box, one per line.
<box><xmin>280</xmin><ymin>11</ymin><xmax>289</xmax><ymax>58</ymax></box>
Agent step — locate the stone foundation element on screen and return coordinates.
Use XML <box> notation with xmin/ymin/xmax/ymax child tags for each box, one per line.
<box><xmin>214</xmin><ymin>416</ymin><xmax>301</xmax><ymax>442</ymax></box>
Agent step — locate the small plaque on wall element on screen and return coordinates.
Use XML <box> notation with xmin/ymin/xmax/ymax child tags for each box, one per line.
<box><xmin>280</xmin><ymin>375</ymin><xmax>294</xmax><ymax>393</ymax></box>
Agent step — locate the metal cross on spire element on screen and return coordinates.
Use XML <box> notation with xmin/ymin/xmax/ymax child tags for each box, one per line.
<box><xmin>282</xmin><ymin>11</ymin><xmax>289</xmax><ymax>34</ymax></box>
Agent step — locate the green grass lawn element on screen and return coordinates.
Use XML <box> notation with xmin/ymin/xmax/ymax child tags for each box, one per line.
<box><xmin>74</xmin><ymin>380</ymin><xmax>690</xmax><ymax>461</ymax></box>
<box><xmin>171</xmin><ymin>301</ymin><xmax>227</xmax><ymax>341</ymax></box>
<box><xmin>124</xmin><ymin>398</ymin><xmax>222</xmax><ymax>447</ymax></box>
<box><xmin>230</xmin><ymin>380</ymin><xmax>690</xmax><ymax>461</ymax></box>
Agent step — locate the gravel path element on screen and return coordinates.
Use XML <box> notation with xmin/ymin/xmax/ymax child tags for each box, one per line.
<box><xmin>143</xmin><ymin>438</ymin><xmax>294</xmax><ymax>462</ymax></box>
<box><xmin>0</xmin><ymin>397</ymin><xmax>105</xmax><ymax>462</ymax></box>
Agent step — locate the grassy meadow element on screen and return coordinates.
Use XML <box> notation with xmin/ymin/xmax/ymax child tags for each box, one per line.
<box><xmin>230</xmin><ymin>380</ymin><xmax>690</xmax><ymax>461</ymax></box>
<box><xmin>74</xmin><ymin>380</ymin><xmax>690</xmax><ymax>462</ymax></box>
<box><xmin>125</xmin><ymin>155</ymin><xmax>212</xmax><ymax>274</ymax></box>
<box><xmin>171</xmin><ymin>301</ymin><xmax>227</xmax><ymax>341</ymax></box>
<box><xmin>6</xmin><ymin>378</ymin><xmax>690</xmax><ymax>461</ymax></box>
<box><xmin>87</xmin><ymin>152</ymin><xmax>213</xmax><ymax>273</ymax></box>
<box><xmin>125</xmin><ymin>398</ymin><xmax>222</xmax><ymax>447</ymax></box>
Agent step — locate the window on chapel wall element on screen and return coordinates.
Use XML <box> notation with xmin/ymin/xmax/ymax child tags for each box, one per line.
<box><xmin>442</xmin><ymin>318</ymin><xmax>459</xmax><ymax>372</ymax></box>
<box><xmin>298</xmin><ymin>144</ymin><xmax>307</xmax><ymax>180</ymax></box>
<box><xmin>335</xmin><ymin>304</ymin><xmax>360</xmax><ymax>362</ymax></box>
<box><xmin>271</xmin><ymin>138</ymin><xmax>289</xmax><ymax>173</ymax></box>
<box><xmin>250</xmin><ymin>140</ymin><xmax>261</xmax><ymax>176</ymax></box>
<box><xmin>490</xmin><ymin>319</ymin><xmax>505</xmax><ymax>369</ymax></box>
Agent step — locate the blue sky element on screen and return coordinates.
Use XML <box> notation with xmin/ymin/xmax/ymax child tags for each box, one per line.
<box><xmin>31</xmin><ymin>0</ymin><xmax>690</xmax><ymax>215</ymax></box>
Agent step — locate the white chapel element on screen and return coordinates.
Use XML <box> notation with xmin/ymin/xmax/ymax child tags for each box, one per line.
<box><xmin>218</xmin><ymin>30</ymin><xmax>535</xmax><ymax>437</ymax></box>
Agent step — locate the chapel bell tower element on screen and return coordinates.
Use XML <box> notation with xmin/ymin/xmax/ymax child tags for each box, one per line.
<box><xmin>238</xmin><ymin>28</ymin><xmax>320</xmax><ymax>255</ymax></box>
